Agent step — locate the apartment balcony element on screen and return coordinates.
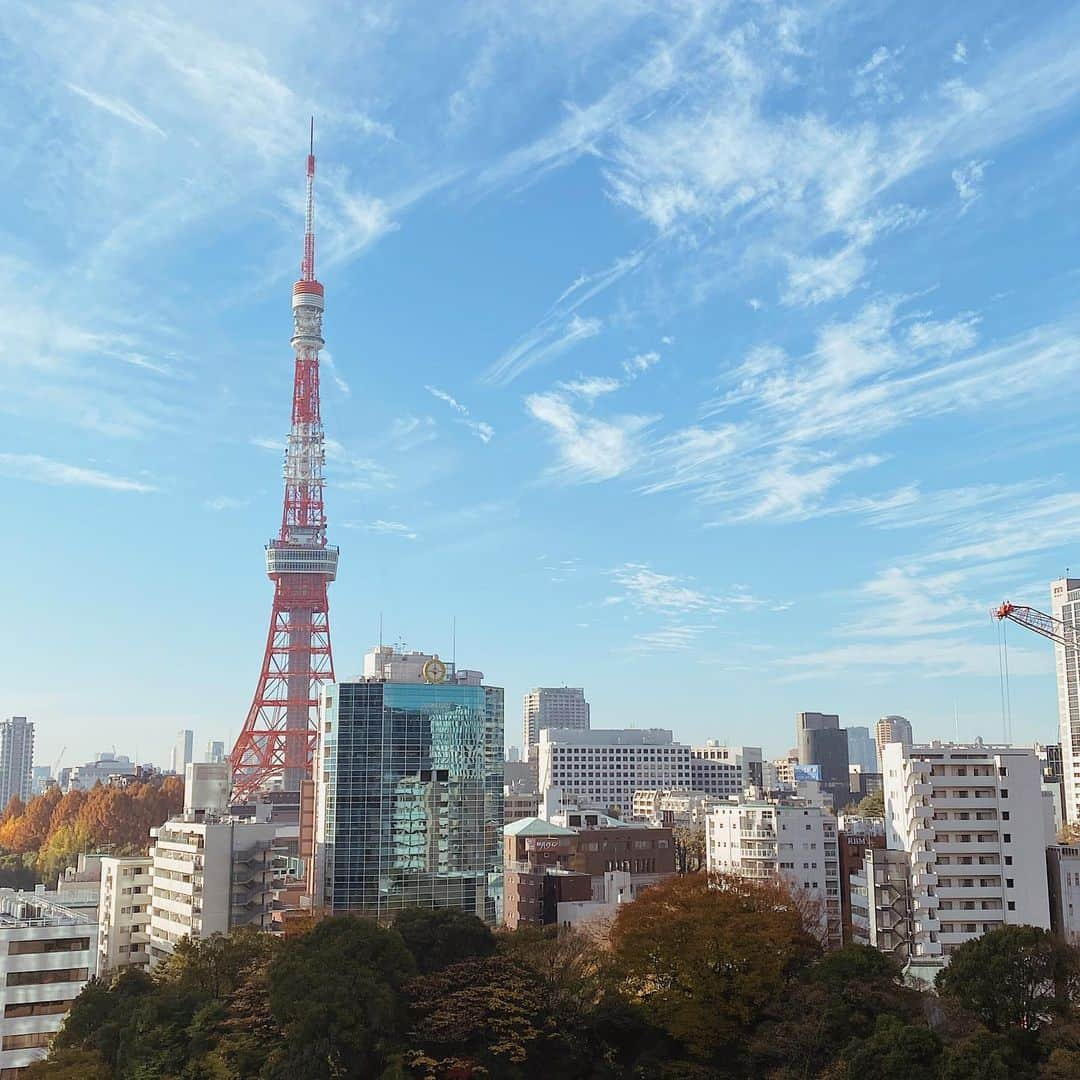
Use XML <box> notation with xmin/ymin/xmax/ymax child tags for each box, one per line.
<box><xmin>915</xmin><ymin>826</ymin><xmax>935</xmax><ymax>842</ymax></box>
<box><xmin>933</xmin><ymin>840</ymin><xmax>1002</xmax><ymax>855</ymax></box>
<box><xmin>914</xmin><ymin>917</ymin><xmax>940</xmax><ymax>933</ymax></box>
<box><xmin>938</xmin><ymin>884</ymin><xmax>1003</xmax><ymax>900</ymax></box>
<box><xmin>908</xmin><ymin>783</ymin><xmax>932</xmax><ymax>799</ymax></box>
<box><xmin>910</xmin><ymin>805</ymin><xmax>933</xmax><ymax>820</ymax></box>
<box><xmin>740</xmin><ymin>828</ymin><xmax>776</xmax><ymax>840</ymax></box>
<box><xmin>915</xmin><ymin>872</ymin><xmax>938</xmax><ymax>887</ymax></box>
<box><xmin>913</xmin><ymin>849</ymin><xmax>935</xmax><ymax>865</ymax></box>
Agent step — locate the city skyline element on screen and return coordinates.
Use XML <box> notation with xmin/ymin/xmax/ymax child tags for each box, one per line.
<box><xmin>4</xmin><ymin>3</ymin><xmax>1080</xmax><ymax>765</ymax></box>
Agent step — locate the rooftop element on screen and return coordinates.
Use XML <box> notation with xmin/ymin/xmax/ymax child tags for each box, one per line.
<box><xmin>503</xmin><ymin>816</ymin><xmax>578</xmax><ymax>837</ymax></box>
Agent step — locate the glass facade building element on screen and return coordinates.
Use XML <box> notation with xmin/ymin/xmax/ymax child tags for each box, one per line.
<box><xmin>316</xmin><ymin>671</ymin><xmax>504</xmax><ymax>923</ymax></box>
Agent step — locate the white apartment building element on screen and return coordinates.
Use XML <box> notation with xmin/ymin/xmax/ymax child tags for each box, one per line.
<box><xmin>0</xmin><ymin>892</ymin><xmax>97</xmax><ymax>1073</ymax></box>
<box><xmin>538</xmin><ymin>729</ymin><xmax>690</xmax><ymax>816</ymax></box>
<box><xmin>523</xmin><ymin>687</ymin><xmax>590</xmax><ymax>750</ymax></box>
<box><xmin>706</xmin><ymin>797</ymin><xmax>842</xmax><ymax>948</ymax></box>
<box><xmin>1051</xmin><ymin>578</ymin><xmax>1080</xmax><ymax>823</ymax></box>
<box><xmin>631</xmin><ymin>789</ymin><xmax>721</xmax><ymax>828</ymax></box>
<box><xmin>0</xmin><ymin>718</ymin><xmax>33</xmax><ymax>809</ymax></box>
<box><xmin>883</xmin><ymin>741</ymin><xmax>1050</xmax><ymax>963</ymax></box>
<box><xmin>98</xmin><ymin>857</ymin><xmax>152</xmax><ymax>975</ymax></box>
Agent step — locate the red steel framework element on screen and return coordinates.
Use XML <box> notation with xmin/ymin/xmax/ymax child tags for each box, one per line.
<box><xmin>231</xmin><ymin>121</ymin><xmax>339</xmax><ymax>800</ymax></box>
<box><xmin>994</xmin><ymin>601</ymin><xmax>1080</xmax><ymax>649</ymax></box>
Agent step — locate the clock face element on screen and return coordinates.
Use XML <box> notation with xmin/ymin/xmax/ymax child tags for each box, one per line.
<box><xmin>423</xmin><ymin>657</ymin><xmax>447</xmax><ymax>684</ymax></box>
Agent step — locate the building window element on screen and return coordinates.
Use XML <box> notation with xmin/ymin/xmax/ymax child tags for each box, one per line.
<box><xmin>8</xmin><ymin>937</ymin><xmax>90</xmax><ymax>956</ymax></box>
<box><xmin>6</xmin><ymin>967</ymin><xmax>89</xmax><ymax>987</ymax></box>
<box><xmin>2</xmin><ymin>1032</ymin><xmax>52</xmax><ymax>1051</ymax></box>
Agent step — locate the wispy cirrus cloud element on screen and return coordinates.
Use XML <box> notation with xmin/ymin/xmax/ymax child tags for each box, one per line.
<box><xmin>66</xmin><ymin>82</ymin><xmax>166</xmax><ymax>137</ymax></box>
<box><xmin>347</xmin><ymin>519</ymin><xmax>418</xmax><ymax>540</ymax></box>
<box><xmin>0</xmin><ymin>453</ymin><xmax>156</xmax><ymax>493</ymax></box>
<box><xmin>424</xmin><ymin>385</ymin><xmax>494</xmax><ymax>443</ymax></box>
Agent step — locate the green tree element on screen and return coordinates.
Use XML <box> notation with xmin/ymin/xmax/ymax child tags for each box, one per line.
<box><xmin>265</xmin><ymin>915</ymin><xmax>416</xmax><ymax>1079</ymax></box>
<box><xmin>935</xmin><ymin>925</ymin><xmax>1080</xmax><ymax>1032</ymax></box>
<box><xmin>394</xmin><ymin>906</ymin><xmax>494</xmax><ymax>974</ymax></box>
<box><xmin>836</xmin><ymin>1016</ymin><xmax>942</xmax><ymax>1080</ymax></box>
<box><xmin>938</xmin><ymin>1030</ymin><xmax>1013</xmax><ymax>1080</ymax></box>
<box><xmin>157</xmin><ymin>927</ymin><xmax>279</xmax><ymax>999</ymax></box>
<box><xmin>23</xmin><ymin>1049</ymin><xmax>111</xmax><ymax>1079</ymax></box>
<box><xmin>608</xmin><ymin>873</ymin><xmax>820</xmax><ymax>1062</ymax></box>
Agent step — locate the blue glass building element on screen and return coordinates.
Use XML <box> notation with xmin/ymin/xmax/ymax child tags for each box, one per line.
<box><xmin>315</xmin><ymin>653</ymin><xmax>503</xmax><ymax>922</ymax></box>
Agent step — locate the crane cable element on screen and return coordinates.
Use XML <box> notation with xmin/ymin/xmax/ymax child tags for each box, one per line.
<box><xmin>996</xmin><ymin>617</ymin><xmax>1013</xmax><ymax>744</ymax></box>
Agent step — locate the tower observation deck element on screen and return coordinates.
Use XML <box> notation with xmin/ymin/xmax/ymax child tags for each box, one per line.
<box><xmin>231</xmin><ymin>122</ymin><xmax>338</xmax><ymax>800</ymax></box>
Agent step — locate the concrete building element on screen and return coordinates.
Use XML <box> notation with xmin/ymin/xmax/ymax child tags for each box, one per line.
<box><xmin>837</xmin><ymin>816</ymin><xmax>886</xmax><ymax>943</ymax></box>
<box><xmin>875</xmin><ymin>716</ymin><xmax>913</xmax><ymax>765</ymax></box>
<box><xmin>537</xmin><ymin>728</ymin><xmax>690</xmax><ymax>817</ymax></box>
<box><xmin>314</xmin><ymin>647</ymin><xmax>504</xmax><ymax>923</ymax></box>
<box><xmin>148</xmin><ymin>765</ymin><xmax>289</xmax><ymax>965</ymax></box>
<box><xmin>1047</xmin><ymin>845</ymin><xmax>1080</xmax><ymax>943</ymax></box>
<box><xmin>30</xmin><ymin>768</ymin><xmax>50</xmax><ymax>797</ymax></box>
<box><xmin>504</xmin><ymin>791</ymin><xmax>541</xmax><ymax>823</ymax></box>
<box><xmin>1051</xmin><ymin>578</ymin><xmax>1080</xmax><ymax>823</ymax></box>
<box><xmin>205</xmin><ymin>740</ymin><xmax>226</xmax><ymax>765</ymax></box>
<box><xmin>522</xmin><ymin>687</ymin><xmax>590</xmax><ymax>750</ymax></box>
<box><xmin>503</xmin><ymin>815</ymin><xmax>674</xmax><ymax>930</ymax></box>
<box><xmin>632</xmin><ymin>789</ymin><xmax>721</xmax><ymax>828</ymax></box>
<box><xmin>0</xmin><ymin>718</ymin><xmax>34</xmax><ymax>808</ymax></box>
<box><xmin>98</xmin><ymin>857</ymin><xmax>152</xmax><ymax>974</ymax></box>
<box><xmin>171</xmin><ymin>729</ymin><xmax>194</xmax><ymax>776</ymax></box>
<box><xmin>63</xmin><ymin>753</ymin><xmax>137</xmax><ymax>791</ymax></box>
<box><xmin>690</xmin><ymin>744</ymin><xmax>762</xmax><ymax>798</ymax></box>
<box><xmin>0</xmin><ymin>892</ymin><xmax>97</xmax><ymax>1073</ymax></box>
<box><xmin>706</xmin><ymin>795</ymin><xmax>842</xmax><ymax>949</ymax></box>
<box><xmin>847</xmin><ymin>726</ymin><xmax>878</xmax><ymax>774</ymax></box>
<box><xmin>850</xmin><ymin>848</ymin><xmax>915</xmax><ymax>958</ymax></box>
<box><xmin>883</xmin><ymin>741</ymin><xmax>1050</xmax><ymax>964</ymax></box>
<box><xmin>797</xmin><ymin>712</ymin><xmax>850</xmax><ymax>812</ymax></box>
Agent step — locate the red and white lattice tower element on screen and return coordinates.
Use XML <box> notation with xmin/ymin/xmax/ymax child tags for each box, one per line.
<box><xmin>231</xmin><ymin>122</ymin><xmax>338</xmax><ymax>799</ymax></box>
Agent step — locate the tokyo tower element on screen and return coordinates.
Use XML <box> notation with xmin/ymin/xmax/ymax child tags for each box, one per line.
<box><xmin>231</xmin><ymin>122</ymin><xmax>338</xmax><ymax>800</ymax></box>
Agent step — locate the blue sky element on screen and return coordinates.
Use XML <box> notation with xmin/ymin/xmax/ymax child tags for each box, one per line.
<box><xmin>3</xmin><ymin>1</ymin><xmax>1080</xmax><ymax>769</ymax></box>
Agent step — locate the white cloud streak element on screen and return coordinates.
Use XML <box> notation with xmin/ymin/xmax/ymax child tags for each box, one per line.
<box><xmin>0</xmin><ymin>453</ymin><xmax>156</xmax><ymax>493</ymax></box>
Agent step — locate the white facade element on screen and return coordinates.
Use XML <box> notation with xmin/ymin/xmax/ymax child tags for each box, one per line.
<box><xmin>1051</xmin><ymin>578</ymin><xmax>1080</xmax><ymax>823</ymax></box>
<box><xmin>523</xmin><ymin>687</ymin><xmax>590</xmax><ymax>749</ymax></box>
<box><xmin>538</xmin><ymin>729</ymin><xmax>690</xmax><ymax>816</ymax></box>
<box><xmin>0</xmin><ymin>892</ymin><xmax>97</xmax><ymax>1073</ymax></box>
<box><xmin>362</xmin><ymin>645</ymin><xmax>482</xmax><ymax>686</ymax></box>
<box><xmin>148</xmin><ymin>815</ymin><xmax>282</xmax><ymax>966</ymax></box>
<box><xmin>1048</xmin><ymin>846</ymin><xmax>1080</xmax><ymax>943</ymax></box>
<box><xmin>171</xmin><ymin>729</ymin><xmax>194</xmax><ymax>776</ymax></box>
<box><xmin>64</xmin><ymin>753</ymin><xmax>136</xmax><ymax>791</ymax></box>
<box><xmin>632</xmin><ymin>789</ymin><xmax>722</xmax><ymax>827</ymax></box>
<box><xmin>883</xmin><ymin>741</ymin><xmax>1050</xmax><ymax>962</ymax></box>
<box><xmin>98</xmin><ymin>857</ymin><xmax>152</xmax><ymax>974</ymax></box>
<box><xmin>690</xmin><ymin>743</ymin><xmax>762</xmax><ymax>798</ymax></box>
<box><xmin>706</xmin><ymin>797</ymin><xmax>842</xmax><ymax>948</ymax></box>
<box><xmin>0</xmin><ymin>718</ymin><xmax>33</xmax><ymax>808</ymax></box>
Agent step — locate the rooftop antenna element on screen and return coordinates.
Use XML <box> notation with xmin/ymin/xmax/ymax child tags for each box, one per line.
<box><xmin>452</xmin><ymin>616</ymin><xmax>457</xmax><ymax>672</ymax></box>
<box><xmin>379</xmin><ymin>611</ymin><xmax>383</xmax><ymax>650</ymax></box>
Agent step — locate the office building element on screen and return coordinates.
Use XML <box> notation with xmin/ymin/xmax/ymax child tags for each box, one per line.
<box><xmin>882</xmin><ymin>741</ymin><xmax>1050</xmax><ymax>964</ymax></box>
<box><xmin>796</xmin><ymin>712</ymin><xmax>850</xmax><ymax>811</ymax></box>
<box><xmin>0</xmin><ymin>892</ymin><xmax>97</xmax><ymax>1073</ymax></box>
<box><xmin>148</xmin><ymin>764</ymin><xmax>291</xmax><ymax>965</ymax></box>
<box><xmin>690</xmin><ymin>743</ymin><xmax>762</xmax><ymax>798</ymax></box>
<box><xmin>706</xmin><ymin>795</ymin><xmax>842</xmax><ymax>949</ymax></box>
<box><xmin>522</xmin><ymin>687</ymin><xmax>590</xmax><ymax>750</ymax></box>
<box><xmin>538</xmin><ymin>728</ymin><xmax>690</xmax><ymax>817</ymax></box>
<box><xmin>98</xmin><ymin>857</ymin><xmax>152</xmax><ymax>974</ymax></box>
<box><xmin>0</xmin><ymin>718</ymin><xmax>33</xmax><ymax>808</ymax></box>
<box><xmin>205</xmin><ymin>741</ymin><xmax>226</xmax><ymax>765</ymax></box>
<box><xmin>505</xmin><ymin>791</ymin><xmax>541</xmax><ymax>823</ymax></box>
<box><xmin>847</xmin><ymin>726</ymin><xmax>877</xmax><ymax>774</ymax></box>
<box><xmin>171</xmin><ymin>729</ymin><xmax>194</xmax><ymax>776</ymax></box>
<box><xmin>30</xmin><ymin>768</ymin><xmax>51</xmax><ymax>796</ymax></box>
<box><xmin>875</xmin><ymin>715</ymin><xmax>913</xmax><ymax>764</ymax></box>
<box><xmin>62</xmin><ymin>753</ymin><xmax>138</xmax><ymax>792</ymax></box>
<box><xmin>1051</xmin><ymin>578</ymin><xmax>1080</xmax><ymax>823</ymax></box>
<box><xmin>314</xmin><ymin>647</ymin><xmax>504</xmax><ymax>923</ymax></box>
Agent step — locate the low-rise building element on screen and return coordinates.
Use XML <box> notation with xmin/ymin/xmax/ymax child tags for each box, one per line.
<box><xmin>850</xmin><ymin>848</ymin><xmax>914</xmax><ymax>958</ymax></box>
<box><xmin>0</xmin><ymin>892</ymin><xmax>97</xmax><ymax>1074</ymax></box>
<box><xmin>98</xmin><ymin>857</ymin><xmax>152</xmax><ymax>974</ymax></box>
<box><xmin>504</xmin><ymin>791</ymin><xmax>541</xmax><ymax>823</ymax></box>
<box><xmin>631</xmin><ymin>788</ymin><xmax>721</xmax><ymax>828</ymax></box>
<box><xmin>706</xmin><ymin>795</ymin><xmax>842</xmax><ymax>948</ymax></box>
<box><xmin>837</xmin><ymin>816</ymin><xmax>886</xmax><ymax>943</ymax></box>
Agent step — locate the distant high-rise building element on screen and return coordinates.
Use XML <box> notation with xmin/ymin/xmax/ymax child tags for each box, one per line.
<box><xmin>1051</xmin><ymin>578</ymin><xmax>1080</xmax><ymax>823</ymax></box>
<box><xmin>0</xmin><ymin>717</ymin><xmax>34</xmax><ymax>807</ymax></box>
<box><xmin>846</xmin><ymin>726</ymin><xmax>878</xmax><ymax>773</ymax></box>
<box><xmin>314</xmin><ymin>647</ymin><xmax>504</xmax><ymax>923</ymax></box>
<box><xmin>796</xmin><ymin>712</ymin><xmax>849</xmax><ymax>811</ymax></box>
<box><xmin>506</xmin><ymin>745</ymin><xmax>521</xmax><ymax>763</ymax></box>
<box><xmin>523</xmin><ymin>687</ymin><xmax>590</xmax><ymax>750</ymax></box>
<box><xmin>874</xmin><ymin>715</ymin><xmax>913</xmax><ymax>765</ymax></box>
<box><xmin>205</xmin><ymin>740</ymin><xmax>226</xmax><ymax>765</ymax></box>
<box><xmin>171</xmin><ymin>729</ymin><xmax>194</xmax><ymax>776</ymax></box>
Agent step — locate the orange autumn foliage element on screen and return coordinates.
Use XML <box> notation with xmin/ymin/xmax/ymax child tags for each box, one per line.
<box><xmin>0</xmin><ymin>778</ymin><xmax>182</xmax><ymax>860</ymax></box>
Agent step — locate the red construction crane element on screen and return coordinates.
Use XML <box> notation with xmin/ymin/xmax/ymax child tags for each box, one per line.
<box><xmin>993</xmin><ymin>601</ymin><xmax>1080</xmax><ymax>648</ymax></box>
